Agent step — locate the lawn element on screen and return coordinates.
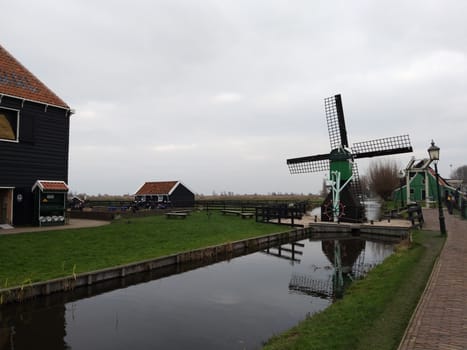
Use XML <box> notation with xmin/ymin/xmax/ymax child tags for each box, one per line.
<box><xmin>262</xmin><ymin>230</ymin><xmax>445</xmax><ymax>350</ymax></box>
<box><xmin>0</xmin><ymin>211</ymin><xmax>280</xmax><ymax>288</ymax></box>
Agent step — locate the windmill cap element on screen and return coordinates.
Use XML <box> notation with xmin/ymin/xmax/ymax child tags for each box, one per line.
<box><xmin>329</xmin><ymin>148</ymin><xmax>352</xmax><ymax>161</ymax></box>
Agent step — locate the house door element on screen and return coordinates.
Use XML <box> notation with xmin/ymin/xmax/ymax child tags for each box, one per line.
<box><xmin>0</xmin><ymin>188</ymin><xmax>13</xmax><ymax>225</ymax></box>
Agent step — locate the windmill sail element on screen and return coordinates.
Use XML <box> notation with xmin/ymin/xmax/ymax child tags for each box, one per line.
<box><xmin>352</xmin><ymin>135</ymin><xmax>413</xmax><ymax>159</ymax></box>
<box><xmin>325</xmin><ymin>94</ymin><xmax>349</xmax><ymax>149</ymax></box>
<box><xmin>349</xmin><ymin>162</ymin><xmax>365</xmax><ymax>215</ymax></box>
<box><xmin>287</xmin><ymin>153</ymin><xmax>330</xmax><ymax>174</ymax></box>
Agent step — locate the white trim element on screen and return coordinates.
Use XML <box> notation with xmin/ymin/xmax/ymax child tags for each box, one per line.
<box><xmin>168</xmin><ymin>181</ymin><xmax>181</xmax><ymax>196</ymax></box>
<box><xmin>169</xmin><ymin>181</ymin><xmax>196</xmax><ymax>196</ymax></box>
<box><xmin>135</xmin><ymin>180</ymin><xmax>195</xmax><ymax>197</ymax></box>
<box><xmin>0</xmin><ymin>106</ymin><xmax>20</xmax><ymax>143</ymax></box>
<box><xmin>0</xmin><ymin>93</ymin><xmax>70</xmax><ymax>112</ymax></box>
<box><xmin>31</xmin><ymin>180</ymin><xmax>69</xmax><ymax>192</ymax></box>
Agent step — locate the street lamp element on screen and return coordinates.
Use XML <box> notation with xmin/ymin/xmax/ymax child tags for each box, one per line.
<box><xmin>427</xmin><ymin>140</ymin><xmax>447</xmax><ymax>235</ymax></box>
<box><xmin>398</xmin><ymin>169</ymin><xmax>405</xmax><ymax>209</ymax></box>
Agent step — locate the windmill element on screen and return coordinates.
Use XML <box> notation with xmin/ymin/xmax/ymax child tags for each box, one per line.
<box><xmin>287</xmin><ymin>94</ymin><xmax>413</xmax><ymax>223</ymax></box>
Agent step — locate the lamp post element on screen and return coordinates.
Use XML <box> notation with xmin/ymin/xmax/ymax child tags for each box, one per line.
<box><xmin>427</xmin><ymin>140</ymin><xmax>447</xmax><ymax>235</ymax></box>
<box><xmin>398</xmin><ymin>169</ymin><xmax>405</xmax><ymax>210</ymax></box>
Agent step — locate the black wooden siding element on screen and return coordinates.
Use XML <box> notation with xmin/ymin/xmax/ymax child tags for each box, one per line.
<box><xmin>170</xmin><ymin>183</ymin><xmax>195</xmax><ymax>207</ymax></box>
<box><xmin>0</xmin><ymin>95</ymin><xmax>70</xmax><ymax>225</ymax></box>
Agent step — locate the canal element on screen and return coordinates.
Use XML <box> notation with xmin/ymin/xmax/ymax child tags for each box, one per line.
<box><xmin>0</xmin><ymin>237</ymin><xmax>395</xmax><ymax>350</ymax></box>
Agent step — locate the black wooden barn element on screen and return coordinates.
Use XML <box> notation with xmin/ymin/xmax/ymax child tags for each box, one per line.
<box><xmin>134</xmin><ymin>181</ymin><xmax>195</xmax><ymax>208</ymax></box>
<box><xmin>0</xmin><ymin>44</ymin><xmax>72</xmax><ymax>226</ymax></box>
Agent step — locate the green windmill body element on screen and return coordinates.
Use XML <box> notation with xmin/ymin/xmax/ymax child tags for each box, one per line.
<box><xmin>287</xmin><ymin>94</ymin><xmax>413</xmax><ymax>223</ymax></box>
<box><xmin>329</xmin><ymin>148</ymin><xmax>353</xmax><ymax>181</ymax></box>
<box><xmin>324</xmin><ymin>148</ymin><xmax>356</xmax><ymax>221</ymax></box>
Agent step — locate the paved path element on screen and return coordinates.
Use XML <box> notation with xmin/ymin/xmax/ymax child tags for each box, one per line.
<box><xmin>399</xmin><ymin>208</ymin><xmax>467</xmax><ymax>350</ymax></box>
<box><xmin>0</xmin><ymin>218</ymin><xmax>110</xmax><ymax>235</ymax></box>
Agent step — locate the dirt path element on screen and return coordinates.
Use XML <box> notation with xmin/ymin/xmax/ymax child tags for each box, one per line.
<box><xmin>0</xmin><ymin>219</ymin><xmax>110</xmax><ymax>235</ymax></box>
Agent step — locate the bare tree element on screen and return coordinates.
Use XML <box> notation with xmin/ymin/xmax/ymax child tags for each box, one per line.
<box><xmin>358</xmin><ymin>174</ymin><xmax>372</xmax><ymax>198</ymax></box>
<box><xmin>451</xmin><ymin>165</ymin><xmax>467</xmax><ymax>182</ymax></box>
<box><xmin>367</xmin><ymin>159</ymin><xmax>400</xmax><ymax>200</ymax></box>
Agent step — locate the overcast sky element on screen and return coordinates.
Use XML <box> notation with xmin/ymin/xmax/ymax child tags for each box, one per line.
<box><xmin>3</xmin><ymin>0</ymin><xmax>466</xmax><ymax>195</ymax></box>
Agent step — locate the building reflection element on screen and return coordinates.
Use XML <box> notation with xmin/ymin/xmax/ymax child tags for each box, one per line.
<box><xmin>0</xmin><ymin>302</ymin><xmax>68</xmax><ymax>350</ymax></box>
<box><xmin>0</xmin><ymin>256</ymin><xmax>249</xmax><ymax>350</ymax></box>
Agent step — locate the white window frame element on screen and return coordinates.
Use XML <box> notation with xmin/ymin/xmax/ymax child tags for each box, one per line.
<box><xmin>0</xmin><ymin>106</ymin><xmax>20</xmax><ymax>143</ymax></box>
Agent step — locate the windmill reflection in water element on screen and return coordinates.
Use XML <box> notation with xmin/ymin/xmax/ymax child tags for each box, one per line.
<box><xmin>265</xmin><ymin>238</ymin><xmax>378</xmax><ymax>300</ymax></box>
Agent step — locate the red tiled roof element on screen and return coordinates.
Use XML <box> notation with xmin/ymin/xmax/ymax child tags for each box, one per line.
<box><xmin>135</xmin><ymin>181</ymin><xmax>179</xmax><ymax>195</ymax></box>
<box><xmin>32</xmin><ymin>180</ymin><xmax>69</xmax><ymax>192</ymax></box>
<box><xmin>0</xmin><ymin>44</ymin><xmax>69</xmax><ymax>109</ymax></box>
<box><xmin>427</xmin><ymin>167</ymin><xmax>451</xmax><ymax>188</ymax></box>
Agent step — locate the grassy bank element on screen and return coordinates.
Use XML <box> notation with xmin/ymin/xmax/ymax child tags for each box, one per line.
<box><xmin>263</xmin><ymin>230</ymin><xmax>445</xmax><ymax>350</ymax></box>
<box><xmin>0</xmin><ymin>212</ymin><xmax>280</xmax><ymax>288</ymax></box>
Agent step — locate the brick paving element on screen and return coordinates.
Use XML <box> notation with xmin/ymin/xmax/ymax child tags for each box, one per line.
<box><xmin>398</xmin><ymin>208</ymin><xmax>467</xmax><ymax>350</ymax></box>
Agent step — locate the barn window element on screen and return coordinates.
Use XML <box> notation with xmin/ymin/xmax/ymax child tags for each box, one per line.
<box><xmin>0</xmin><ymin>107</ymin><xmax>19</xmax><ymax>142</ymax></box>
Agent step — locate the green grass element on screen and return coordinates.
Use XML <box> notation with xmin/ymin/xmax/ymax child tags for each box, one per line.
<box><xmin>0</xmin><ymin>211</ymin><xmax>280</xmax><ymax>288</ymax></box>
<box><xmin>263</xmin><ymin>230</ymin><xmax>445</xmax><ymax>350</ymax></box>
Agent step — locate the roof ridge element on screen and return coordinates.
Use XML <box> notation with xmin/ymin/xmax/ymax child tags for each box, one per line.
<box><xmin>134</xmin><ymin>180</ymin><xmax>180</xmax><ymax>196</ymax></box>
<box><xmin>0</xmin><ymin>44</ymin><xmax>69</xmax><ymax>109</ymax></box>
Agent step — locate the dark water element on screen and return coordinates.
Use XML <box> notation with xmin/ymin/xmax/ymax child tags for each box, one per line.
<box><xmin>0</xmin><ymin>238</ymin><xmax>394</xmax><ymax>350</ymax></box>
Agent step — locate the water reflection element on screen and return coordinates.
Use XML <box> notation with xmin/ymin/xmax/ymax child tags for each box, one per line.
<box><xmin>0</xmin><ymin>237</ymin><xmax>394</xmax><ymax>350</ymax></box>
<box><xmin>264</xmin><ymin>242</ymin><xmax>304</xmax><ymax>264</ymax></box>
<box><xmin>0</xmin><ymin>303</ymin><xmax>69</xmax><ymax>350</ymax></box>
<box><xmin>265</xmin><ymin>239</ymin><xmax>386</xmax><ymax>300</ymax></box>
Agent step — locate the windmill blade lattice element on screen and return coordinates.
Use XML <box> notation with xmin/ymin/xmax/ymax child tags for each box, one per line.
<box><xmin>352</xmin><ymin>135</ymin><xmax>412</xmax><ymax>159</ymax></box>
<box><xmin>325</xmin><ymin>94</ymin><xmax>349</xmax><ymax>149</ymax></box>
<box><xmin>287</xmin><ymin>154</ymin><xmax>330</xmax><ymax>174</ymax></box>
<box><xmin>350</xmin><ymin>162</ymin><xmax>364</xmax><ymax>204</ymax></box>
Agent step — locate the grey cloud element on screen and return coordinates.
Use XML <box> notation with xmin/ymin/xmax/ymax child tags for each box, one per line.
<box><xmin>2</xmin><ymin>0</ymin><xmax>466</xmax><ymax>194</ymax></box>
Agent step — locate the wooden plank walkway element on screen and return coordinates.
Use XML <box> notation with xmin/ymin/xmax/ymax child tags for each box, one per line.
<box><xmin>270</xmin><ymin>214</ymin><xmax>411</xmax><ymax>229</ymax></box>
<box><xmin>398</xmin><ymin>208</ymin><xmax>467</xmax><ymax>350</ymax></box>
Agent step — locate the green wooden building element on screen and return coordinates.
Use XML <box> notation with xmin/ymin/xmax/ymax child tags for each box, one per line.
<box><xmin>393</xmin><ymin>158</ymin><xmax>459</xmax><ymax>207</ymax></box>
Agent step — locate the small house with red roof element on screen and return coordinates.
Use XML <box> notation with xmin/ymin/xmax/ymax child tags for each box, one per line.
<box><xmin>0</xmin><ymin>44</ymin><xmax>72</xmax><ymax>226</ymax></box>
<box><xmin>134</xmin><ymin>181</ymin><xmax>195</xmax><ymax>208</ymax></box>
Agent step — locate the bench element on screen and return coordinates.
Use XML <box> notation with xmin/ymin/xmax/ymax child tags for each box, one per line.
<box><xmin>166</xmin><ymin>212</ymin><xmax>188</xmax><ymax>219</ymax></box>
<box><xmin>240</xmin><ymin>212</ymin><xmax>254</xmax><ymax>219</ymax></box>
<box><xmin>220</xmin><ymin>210</ymin><xmax>242</xmax><ymax>216</ymax></box>
<box><xmin>172</xmin><ymin>210</ymin><xmax>192</xmax><ymax>215</ymax></box>
<box><xmin>220</xmin><ymin>210</ymin><xmax>254</xmax><ymax>219</ymax></box>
